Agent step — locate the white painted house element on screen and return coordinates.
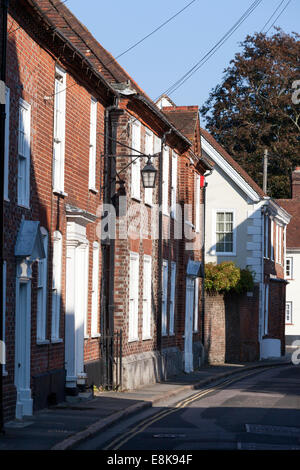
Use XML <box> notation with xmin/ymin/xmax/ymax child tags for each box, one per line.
<box><xmin>201</xmin><ymin>128</ymin><xmax>291</xmax><ymax>359</ymax></box>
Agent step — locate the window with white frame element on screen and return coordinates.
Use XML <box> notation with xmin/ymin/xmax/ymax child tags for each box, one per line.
<box><xmin>278</xmin><ymin>225</ymin><xmax>282</xmax><ymax>265</ymax></box>
<box><xmin>169</xmin><ymin>262</ymin><xmax>176</xmax><ymax>335</ymax></box>
<box><xmin>275</xmin><ymin>223</ymin><xmax>279</xmax><ymax>263</ymax></box>
<box><xmin>129</xmin><ymin>252</ymin><xmax>139</xmax><ymax>341</ymax></box>
<box><xmin>89</xmin><ymin>97</ymin><xmax>97</xmax><ymax>191</ymax></box>
<box><xmin>285</xmin><ymin>257</ymin><xmax>293</xmax><ymax>279</ymax></box>
<box><xmin>4</xmin><ymin>87</ymin><xmax>10</xmax><ymax>200</ymax></box>
<box><xmin>2</xmin><ymin>262</ymin><xmax>7</xmax><ymax>375</ymax></box>
<box><xmin>91</xmin><ymin>242</ymin><xmax>100</xmax><ymax>336</ymax></box>
<box><xmin>162</xmin><ymin>147</ymin><xmax>169</xmax><ymax>215</ymax></box>
<box><xmin>271</xmin><ymin>219</ymin><xmax>274</xmax><ymax>260</ymax></box>
<box><xmin>51</xmin><ymin>231</ymin><xmax>62</xmax><ymax>341</ymax></box>
<box><xmin>144</xmin><ymin>129</ymin><xmax>153</xmax><ymax>205</ymax></box>
<box><xmin>171</xmin><ymin>151</ymin><xmax>177</xmax><ymax>219</ymax></box>
<box><xmin>193</xmin><ymin>277</ymin><xmax>199</xmax><ymax>332</ymax></box>
<box><xmin>162</xmin><ymin>259</ymin><xmax>168</xmax><ymax>335</ymax></box>
<box><xmin>285</xmin><ymin>302</ymin><xmax>292</xmax><ymax>324</ymax></box>
<box><xmin>53</xmin><ymin>66</ymin><xmax>66</xmax><ymax>194</ymax></box>
<box><xmin>37</xmin><ymin>228</ymin><xmax>48</xmax><ymax>342</ymax></box>
<box><xmin>142</xmin><ymin>255</ymin><xmax>152</xmax><ymax>339</ymax></box>
<box><xmin>18</xmin><ymin>98</ymin><xmax>31</xmax><ymax>207</ymax></box>
<box><xmin>131</xmin><ymin>120</ymin><xmax>141</xmax><ymax>200</ymax></box>
<box><xmin>195</xmin><ymin>174</ymin><xmax>200</xmax><ymax>232</ymax></box>
<box><xmin>264</xmin><ymin>283</ymin><xmax>269</xmax><ymax>335</ymax></box>
<box><xmin>264</xmin><ymin>215</ymin><xmax>269</xmax><ymax>258</ymax></box>
<box><xmin>215</xmin><ymin>211</ymin><xmax>234</xmax><ymax>254</ymax></box>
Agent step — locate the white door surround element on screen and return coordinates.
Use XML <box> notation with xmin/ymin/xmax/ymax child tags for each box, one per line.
<box><xmin>65</xmin><ymin>205</ymin><xmax>95</xmax><ymax>390</ymax></box>
<box><xmin>14</xmin><ymin>220</ymin><xmax>46</xmax><ymax>419</ymax></box>
<box><xmin>15</xmin><ymin>261</ymin><xmax>33</xmax><ymax>419</ymax></box>
<box><xmin>184</xmin><ymin>277</ymin><xmax>195</xmax><ymax>373</ymax></box>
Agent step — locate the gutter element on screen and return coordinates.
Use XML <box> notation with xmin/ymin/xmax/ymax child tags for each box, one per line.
<box><xmin>133</xmin><ymin>94</ymin><xmax>191</xmax><ymax>149</ymax></box>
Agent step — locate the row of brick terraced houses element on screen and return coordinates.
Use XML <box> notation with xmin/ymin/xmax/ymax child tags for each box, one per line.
<box><xmin>0</xmin><ymin>0</ymin><xmax>292</xmax><ymax>422</ymax></box>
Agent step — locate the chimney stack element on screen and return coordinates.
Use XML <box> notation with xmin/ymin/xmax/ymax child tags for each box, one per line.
<box><xmin>292</xmin><ymin>167</ymin><xmax>300</xmax><ymax>199</ymax></box>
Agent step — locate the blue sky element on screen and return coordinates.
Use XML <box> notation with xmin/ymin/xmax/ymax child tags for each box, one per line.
<box><xmin>67</xmin><ymin>0</ymin><xmax>299</xmax><ymax>111</ymax></box>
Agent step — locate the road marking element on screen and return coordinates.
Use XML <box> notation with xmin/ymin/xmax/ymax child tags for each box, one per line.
<box><xmin>103</xmin><ymin>367</ymin><xmax>270</xmax><ymax>450</ymax></box>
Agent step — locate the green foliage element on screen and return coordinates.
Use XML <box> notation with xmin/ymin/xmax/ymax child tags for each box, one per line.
<box><xmin>201</xmin><ymin>30</ymin><xmax>300</xmax><ymax>199</ymax></box>
<box><xmin>205</xmin><ymin>262</ymin><xmax>254</xmax><ymax>294</ymax></box>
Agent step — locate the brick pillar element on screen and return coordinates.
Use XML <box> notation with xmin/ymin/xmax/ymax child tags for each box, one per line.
<box><xmin>204</xmin><ymin>293</ymin><xmax>225</xmax><ymax>364</ymax></box>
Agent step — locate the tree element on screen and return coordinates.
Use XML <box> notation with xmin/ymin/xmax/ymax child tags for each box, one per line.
<box><xmin>200</xmin><ymin>29</ymin><xmax>300</xmax><ymax>198</ymax></box>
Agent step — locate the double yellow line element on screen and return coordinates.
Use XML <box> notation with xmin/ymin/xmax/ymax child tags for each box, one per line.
<box><xmin>104</xmin><ymin>367</ymin><xmax>268</xmax><ymax>450</ymax></box>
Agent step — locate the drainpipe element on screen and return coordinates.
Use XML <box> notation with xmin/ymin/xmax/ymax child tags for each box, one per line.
<box><xmin>0</xmin><ymin>0</ymin><xmax>8</xmax><ymax>434</ymax></box>
<box><xmin>101</xmin><ymin>98</ymin><xmax>119</xmax><ymax>388</ymax></box>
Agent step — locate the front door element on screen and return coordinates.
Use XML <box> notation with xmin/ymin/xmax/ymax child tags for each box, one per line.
<box><xmin>65</xmin><ymin>222</ymin><xmax>89</xmax><ymax>390</ymax></box>
<box><xmin>184</xmin><ymin>277</ymin><xmax>194</xmax><ymax>373</ymax></box>
<box><xmin>15</xmin><ymin>277</ymin><xmax>33</xmax><ymax>419</ymax></box>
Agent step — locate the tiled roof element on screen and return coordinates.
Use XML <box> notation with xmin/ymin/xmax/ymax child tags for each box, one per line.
<box><xmin>200</xmin><ymin>127</ymin><xmax>266</xmax><ymax>198</ymax></box>
<box><xmin>27</xmin><ymin>0</ymin><xmax>154</xmax><ymax>100</ymax></box>
<box><xmin>275</xmin><ymin>198</ymin><xmax>300</xmax><ymax>248</ymax></box>
<box><xmin>162</xmin><ymin>106</ymin><xmax>199</xmax><ymax>143</ymax></box>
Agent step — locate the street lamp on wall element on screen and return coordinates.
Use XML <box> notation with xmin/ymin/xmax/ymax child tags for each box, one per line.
<box><xmin>141</xmin><ymin>156</ymin><xmax>157</xmax><ymax>189</ymax></box>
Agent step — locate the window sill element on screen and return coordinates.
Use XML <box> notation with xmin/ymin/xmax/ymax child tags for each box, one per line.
<box><xmin>168</xmin><ymin>333</ymin><xmax>175</xmax><ymax>337</ymax></box>
<box><xmin>17</xmin><ymin>203</ymin><xmax>30</xmax><ymax>210</ymax></box>
<box><xmin>36</xmin><ymin>339</ymin><xmax>50</xmax><ymax>345</ymax></box>
<box><xmin>2</xmin><ymin>370</ymin><xmax>8</xmax><ymax>377</ymax></box>
<box><xmin>142</xmin><ymin>336</ymin><xmax>152</xmax><ymax>341</ymax></box>
<box><xmin>145</xmin><ymin>201</ymin><xmax>153</xmax><ymax>208</ymax></box>
<box><xmin>215</xmin><ymin>252</ymin><xmax>236</xmax><ymax>257</ymax></box>
<box><xmin>51</xmin><ymin>338</ymin><xmax>63</xmax><ymax>344</ymax></box>
<box><xmin>89</xmin><ymin>188</ymin><xmax>98</xmax><ymax>194</ymax></box>
<box><xmin>131</xmin><ymin>196</ymin><xmax>141</xmax><ymax>203</ymax></box>
<box><xmin>4</xmin><ymin>197</ymin><xmax>10</xmax><ymax>203</ymax></box>
<box><xmin>53</xmin><ymin>189</ymin><xmax>68</xmax><ymax>198</ymax></box>
<box><xmin>91</xmin><ymin>333</ymin><xmax>101</xmax><ymax>338</ymax></box>
<box><xmin>128</xmin><ymin>338</ymin><xmax>139</xmax><ymax>343</ymax></box>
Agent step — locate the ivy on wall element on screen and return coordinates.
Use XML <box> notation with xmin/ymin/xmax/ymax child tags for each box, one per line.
<box><xmin>205</xmin><ymin>261</ymin><xmax>254</xmax><ymax>294</ymax></box>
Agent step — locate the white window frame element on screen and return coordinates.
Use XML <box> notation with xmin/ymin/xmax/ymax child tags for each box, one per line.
<box><xmin>162</xmin><ymin>146</ymin><xmax>169</xmax><ymax>215</ymax></box>
<box><xmin>18</xmin><ymin>98</ymin><xmax>31</xmax><ymax>208</ymax></box>
<box><xmin>129</xmin><ymin>252</ymin><xmax>139</xmax><ymax>342</ymax></box>
<box><xmin>144</xmin><ymin>128</ymin><xmax>154</xmax><ymax>206</ymax></box>
<box><xmin>213</xmin><ymin>209</ymin><xmax>236</xmax><ymax>256</ymax></box>
<box><xmin>37</xmin><ymin>228</ymin><xmax>49</xmax><ymax>343</ymax></box>
<box><xmin>193</xmin><ymin>277</ymin><xmax>199</xmax><ymax>332</ymax></box>
<box><xmin>169</xmin><ymin>262</ymin><xmax>176</xmax><ymax>335</ymax></box>
<box><xmin>142</xmin><ymin>255</ymin><xmax>152</xmax><ymax>340</ymax></box>
<box><xmin>285</xmin><ymin>301</ymin><xmax>292</xmax><ymax>324</ymax></box>
<box><xmin>2</xmin><ymin>262</ymin><xmax>7</xmax><ymax>375</ymax></box>
<box><xmin>162</xmin><ymin>259</ymin><xmax>168</xmax><ymax>336</ymax></box>
<box><xmin>271</xmin><ymin>219</ymin><xmax>274</xmax><ymax>261</ymax></box>
<box><xmin>53</xmin><ymin>66</ymin><xmax>66</xmax><ymax>195</ymax></box>
<box><xmin>91</xmin><ymin>242</ymin><xmax>100</xmax><ymax>337</ymax></box>
<box><xmin>51</xmin><ymin>231</ymin><xmax>63</xmax><ymax>342</ymax></box>
<box><xmin>4</xmin><ymin>87</ymin><xmax>10</xmax><ymax>201</ymax></box>
<box><xmin>285</xmin><ymin>257</ymin><xmax>293</xmax><ymax>279</ymax></box>
<box><xmin>89</xmin><ymin>97</ymin><xmax>97</xmax><ymax>191</ymax></box>
<box><xmin>264</xmin><ymin>215</ymin><xmax>269</xmax><ymax>259</ymax></box>
<box><xmin>171</xmin><ymin>151</ymin><xmax>178</xmax><ymax>219</ymax></box>
<box><xmin>275</xmin><ymin>223</ymin><xmax>279</xmax><ymax>264</ymax></box>
<box><xmin>278</xmin><ymin>225</ymin><xmax>282</xmax><ymax>265</ymax></box>
<box><xmin>131</xmin><ymin>120</ymin><xmax>141</xmax><ymax>200</ymax></box>
<box><xmin>195</xmin><ymin>174</ymin><xmax>200</xmax><ymax>232</ymax></box>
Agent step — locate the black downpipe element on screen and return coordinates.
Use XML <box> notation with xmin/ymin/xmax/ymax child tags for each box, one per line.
<box><xmin>0</xmin><ymin>0</ymin><xmax>8</xmax><ymax>433</ymax></box>
<box><xmin>201</xmin><ymin>182</ymin><xmax>207</xmax><ymax>350</ymax></box>
<box><xmin>101</xmin><ymin>101</ymin><xmax>118</xmax><ymax>389</ymax></box>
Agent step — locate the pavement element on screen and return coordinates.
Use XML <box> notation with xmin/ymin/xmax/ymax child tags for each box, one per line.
<box><xmin>0</xmin><ymin>356</ymin><xmax>292</xmax><ymax>451</ymax></box>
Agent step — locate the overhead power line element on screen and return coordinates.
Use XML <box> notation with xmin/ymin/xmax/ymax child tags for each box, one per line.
<box><xmin>260</xmin><ymin>0</ymin><xmax>286</xmax><ymax>33</ymax></box>
<box><xmin>113</xmin><ymin>0</ymin><xmax>198</xmax><ymax>62</ymax></box>
<box><xmin>265</xmin><ymin>0</ymin><xmax>292</xmax><ymax>34</ymax></box>
<box><xmin>156</xmin><ymin>0</ymin><xmax>263</xmax><ymax>99</ymax></box>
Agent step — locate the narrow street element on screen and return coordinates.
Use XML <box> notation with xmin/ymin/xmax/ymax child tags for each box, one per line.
<box><xmin>75</xmin><ymin>365</ymin><xmax>300</xmax><ymax>451</ymax></box>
